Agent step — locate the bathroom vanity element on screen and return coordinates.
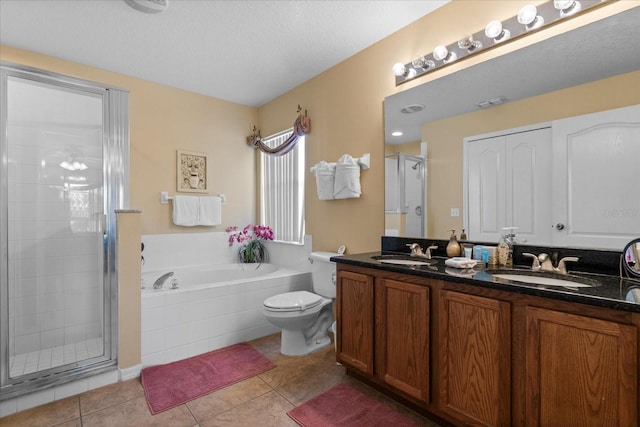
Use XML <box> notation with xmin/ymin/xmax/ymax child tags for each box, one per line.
<box><xmin>333</xmin><ymin>241</ymin><xmax>639</xmax><ymax>427</ymax></box>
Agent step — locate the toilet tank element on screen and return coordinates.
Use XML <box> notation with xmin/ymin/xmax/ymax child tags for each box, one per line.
<box><xmin>309</xmin><ymin>251</ymin><xmax>342</xmax><ymax>298</ymax></box>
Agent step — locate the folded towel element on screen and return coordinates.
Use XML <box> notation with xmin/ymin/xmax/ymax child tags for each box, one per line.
<box><xmin>310</xmin><ymin>161</ymin><xmax>336</xmax><ymax>200</ymax></box>
<box><xmin>334</xmin><ymin>154</ymin><xmax>361</xmax><ymax>199</ymax></box>
<box><xmin>444</xmin><ymin>257</ymin><xmax>478</xmax><ymax>269</ymax></box>
<box><xmin>198</xmin><ymin>196</ymin><xmax>222</xmax><ymax>226</ymax></box>
<box><xmin>172</xmin><ymin>195</ymin><xmax>199</xmax><ymax>226</ymax></box>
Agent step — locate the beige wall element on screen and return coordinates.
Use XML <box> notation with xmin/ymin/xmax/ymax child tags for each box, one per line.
<box><xmin>425</xmin><ymin>70</ymin><xmax>640</xmax><ymax>239</ymax></box>
<box><xmin>1</xmin><ymin>46</ymin><xmax>258</xmax><ymax>236</ymax></box>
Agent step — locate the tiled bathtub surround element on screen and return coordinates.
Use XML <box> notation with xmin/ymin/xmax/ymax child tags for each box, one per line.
<box><xmin>141</xmin><ymin>232</ymin><xmax>313</xmax><ymax>366</ymax></box>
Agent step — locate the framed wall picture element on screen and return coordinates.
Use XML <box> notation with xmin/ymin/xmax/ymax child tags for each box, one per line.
<box><xmin>177</xmin><ymin>149</ymin><xmax>208</xmax><ymax>193</ymax></box>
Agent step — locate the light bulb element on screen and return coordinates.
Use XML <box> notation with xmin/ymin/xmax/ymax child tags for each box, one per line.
<box><xmin>485</xmin><ymin>20</ymin><xmax>511</xmax><ymax>43</ymax></box>
<box><xmin>554</xmin><ymin>0</ymin><xmax>581</xmax><ymax>17</ymax></box>
<box><xmin>433</xmin><ymin>45</ymin><xmax>457</xmax><ymax>63</ymax></box>
<box><xmin>392</xmin><ymin>62</ymin><xmax>416</xmax><ymax>79</ymax></box>
<box><xmin>433</xmin><ymin>45</ymin><xmax>448</xmax><ymax>61</ymax></box>
<box><xmin>412</xmin><ymin>57</ymin><xmax>435</xmax><ymax>71</ymax></box>
<box><xmin>392</xmin><ymin>62</ymin><xmax>407</xmax><ymax>77</ymax></box>
<box><xmin>518</xmin><ymin>5</ymin><xmax>544</xmax><ymax>30</ymax></box>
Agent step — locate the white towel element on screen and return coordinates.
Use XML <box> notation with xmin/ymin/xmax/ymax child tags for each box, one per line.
<box><xmin>310</xmin><ymin>161</ymin><xmax>336</xmax><ymax>200</ymax></box>
<box><xmin>172</xmin><ymin>195</ymin><xmax>199</xmax><ymax>226</ymax></box>
<box><xmin>444</xmin><ymin>257</ymin><xmax>478</xmax><ymax>269</ymax></box>
<box><xmin>198</xmin><ymin>196</ymin><xmax>222</xmax><ymax>226</ymax></box>
<box><xmin>334</xmin><ymin>154</ymin><xmax>361</xmax><ymax>199</ymax></box>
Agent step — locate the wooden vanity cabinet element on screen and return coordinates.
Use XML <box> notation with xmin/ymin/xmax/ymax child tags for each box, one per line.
<box><xmin>438</xmin><ymin>290</ymin><xmax>511</xmax><ymax>427</ymax></box>
<box><xmin>336</xmin><ymin>264</ymin><xmax>639</xmax><ymax>427</ymax></box>
<box><xmin>523</xmin><ymin>306</ymin><xmax>638</xmax><ymax>427</ymax></box>
<box><xmin>375</xmin><ymin>278</ymin><xmax>430</xmax><ymax>403</ymax></box>
<box><xmin>335</xmin><ymin>270</ymin><xmax>374</xmax><ymax>375</ymax></box>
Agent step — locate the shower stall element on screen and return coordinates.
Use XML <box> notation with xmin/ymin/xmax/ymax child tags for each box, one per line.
<box><xmin>0</xmin><ymin>63</ymin><xmax>128</xmax><ymax>399</ymax></box>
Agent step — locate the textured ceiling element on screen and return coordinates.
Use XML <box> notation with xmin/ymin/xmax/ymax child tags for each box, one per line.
<box><xmin>0</xmin><ymin>0</ymin><xmax>448</xmax><ymax>107</ymax></box>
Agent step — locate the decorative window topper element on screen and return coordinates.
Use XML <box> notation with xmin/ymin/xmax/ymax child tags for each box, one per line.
<box><xmin>177</xmin><ymin>149</ymin><xmax>207</xmax><ymax>193</ymax></box>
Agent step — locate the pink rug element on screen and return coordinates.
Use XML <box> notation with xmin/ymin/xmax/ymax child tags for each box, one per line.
<box><xmin>287</xmin><ymin>383</ymin><xmax>423</xmax><ymax>426</ymax></box>
<box><xmin>141</xmin><ymin>342</ymin><xmax>275</xmax><ymax>414</ymax></box>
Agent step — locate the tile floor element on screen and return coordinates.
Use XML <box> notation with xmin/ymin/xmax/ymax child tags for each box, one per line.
<box><xmin>10</xmin><ymin>338</ymin><xmax>104</xmax><ymax>377</ymax></box>
<box><xmin>0</xmin><ymin>334</ymin><xmax>442</xmax><ymax>427</ymax></box>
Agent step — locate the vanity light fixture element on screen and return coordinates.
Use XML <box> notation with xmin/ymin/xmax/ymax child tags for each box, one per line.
<box><xmin>60</xmin><ymin>159</ymin><xmax>88</xmax><ymax>171</ymax></box>
<box><xmin>392</xmin><ymin>0</ymin><xmax>608</xmax><ymax>86</ymax></box>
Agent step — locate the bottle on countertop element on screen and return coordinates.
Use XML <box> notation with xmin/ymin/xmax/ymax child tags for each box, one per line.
<box><xmin>497</xmin><ymin>227</ymin><xmax>517</xmax><ymax>267</ymax></box>
<box><xmin>460</xmin><ymin>228</ymin><xmax>467</xmax><ymax>241</ymax></box>
<box><xmin>446</xmin><ymin>229</ymin><xmax>461</xmax><ymax>257</ymax></box>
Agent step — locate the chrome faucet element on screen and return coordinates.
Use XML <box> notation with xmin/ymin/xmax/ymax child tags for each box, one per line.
<box><xmin>522</xmin><ymin>252</ymin><xmax>579</xmax><ymax>274</ymax></box>
<box><xmin>153</xmin><ymin>272</ymin><xmax>174</xmax><ymax>289</ymax></box>
<box><xmin>556</xmin><ymin>256</ymin><xmax>580</xmax><ymax>274</ymax></box>
<box><xmin>407</xmin><ymin>243</ymin><xmax>438</xmax><ymax>259</ymax></box>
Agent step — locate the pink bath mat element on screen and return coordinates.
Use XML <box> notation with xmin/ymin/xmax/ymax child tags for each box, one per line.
<box><xmin>140</xmin><ymin>342</ymin><xmax>275</xmax><ymax>414</ymax></box>
<box><xmin>287</xmin><ymin>383</ymin><xmax>423</xmax><ymax>426</ymax></box>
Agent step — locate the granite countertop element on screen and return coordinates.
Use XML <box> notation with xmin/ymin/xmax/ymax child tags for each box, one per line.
<box><xmin>333</xmin><ymin>252</ymin><xmax>640</xmax><ymax>314</ymax></box>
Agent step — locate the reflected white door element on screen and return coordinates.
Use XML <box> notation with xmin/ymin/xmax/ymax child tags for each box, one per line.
<box><xmin>552</xmin><ymin>104</ymin><xmax>640</xmax><ymax>249</ymax></box>
<box><xmin>466</xmin><ymin>127</ymin><xmax>552</xmax><ymax>244</ymax></box>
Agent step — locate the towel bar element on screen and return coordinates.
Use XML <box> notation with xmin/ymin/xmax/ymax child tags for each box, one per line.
<box><xmin>160</xmin><ymin>192</ymin><xmax>226</xmax><ymax>204</ymax></box>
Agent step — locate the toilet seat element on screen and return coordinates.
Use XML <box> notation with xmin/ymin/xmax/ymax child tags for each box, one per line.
<box><xmin>264</xmin><ymin>291</ymin><xmax>323</xmax><ymax>312</ymax></box>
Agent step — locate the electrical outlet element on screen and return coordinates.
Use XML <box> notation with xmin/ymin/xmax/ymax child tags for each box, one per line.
<box><xmin>451</xmin><ymin>208</ymin><xmax>460</xmax><ymax>217</ymax></box>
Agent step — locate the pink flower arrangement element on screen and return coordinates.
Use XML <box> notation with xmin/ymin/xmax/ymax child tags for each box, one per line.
<box><xmin>226</xmin><ymin>224</ymin><xmax>274</xmax><ymax>246</ymax></box>
<box><xmin>226</xmin><ymin>224</ymin><xmax>274</xmax><ymax>264</ymax></box>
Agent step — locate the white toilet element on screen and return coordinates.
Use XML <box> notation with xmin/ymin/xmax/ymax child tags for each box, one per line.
<box><xmin>263</xmin><ymin>251</ymin><xmax>340</xmax><ymax>356</ymax></box>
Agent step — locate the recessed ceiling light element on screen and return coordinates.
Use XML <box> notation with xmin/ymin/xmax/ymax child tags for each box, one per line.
<box><xmin>391</xmin><ymin>131</ymin><xmax>403</xmax><ymax>136</ymax></box>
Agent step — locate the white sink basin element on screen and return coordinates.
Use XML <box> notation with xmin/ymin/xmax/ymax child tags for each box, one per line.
<box><xmin>492</xmin><ymin>274</ymin><xmax>594</xmax><ymax>288</ymax></box>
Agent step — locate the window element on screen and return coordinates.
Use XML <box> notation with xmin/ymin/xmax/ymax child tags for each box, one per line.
<box><xmin>260</xmin><ymin>129</ymin><xmax>305</xmax><ymax>244</ymax></box>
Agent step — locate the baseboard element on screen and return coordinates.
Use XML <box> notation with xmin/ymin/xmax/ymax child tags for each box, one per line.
<box><xmin>118</xmin><ymin>364</ymin><xmax>142</xmax><ymax>381</ymax></box>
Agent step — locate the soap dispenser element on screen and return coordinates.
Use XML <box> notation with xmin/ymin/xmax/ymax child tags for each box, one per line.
<box><xmin>446</xmin><ymin>229</ymin><xmax>461</xmax><ymax>257</ymax></box>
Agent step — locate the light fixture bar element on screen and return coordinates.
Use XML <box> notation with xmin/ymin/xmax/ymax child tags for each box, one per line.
<box><xmin>394</xmin><ymin>0</ymin><xmax>607</xmax><ymax>85</ymax></box>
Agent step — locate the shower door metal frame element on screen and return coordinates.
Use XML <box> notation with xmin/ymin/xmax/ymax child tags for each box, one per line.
<box><xmin>0</xmin><ymin>62</ymin><xmax>129</xmax><ymax>399</ymax></box>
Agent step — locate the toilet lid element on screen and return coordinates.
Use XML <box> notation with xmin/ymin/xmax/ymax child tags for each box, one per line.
<box><xmin>264</xmin><ymin>291</ymin><xmax>323</xmax><ymax>312</ymax></box>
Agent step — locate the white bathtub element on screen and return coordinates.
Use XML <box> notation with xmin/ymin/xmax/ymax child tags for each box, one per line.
<box><xmin>142</xmin><ymin>263</ymin><xmax>281</xmax><ymax>294</ymax></box>
<box><xmin>140</xmin><ymin>263</ymin><xmax>311</xmax><ymax>366</ymax></box>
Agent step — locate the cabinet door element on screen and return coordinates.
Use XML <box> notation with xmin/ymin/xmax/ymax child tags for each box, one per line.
<box><xmin>552</xmin><ymin>104</ymin><xmax>640</xmax><ymax>250</ymax></box>
<box><xmin>336</xmin><ymin>270</ymin><xmax>374</xmax><ymax>375</ymax></box>
<box><xmin>439</xmin><ymin>291</ymin><xmax>511</xmax><ymax>427</ymax></box>
<box><xmin>376</xmin><ymin>278</ymin><xmax>429</xmax><ymax>403</ymax></box>
<box><xmin>525</xmin><ymin>306</ymin><xmax>638</xmax><ymax>427</ymax></box>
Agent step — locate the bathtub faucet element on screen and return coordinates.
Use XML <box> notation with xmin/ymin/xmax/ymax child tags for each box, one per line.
<box><xmin>153</xmin><ymin>272</ymin><xmax>174</xmax><ymax>289</ymax></box>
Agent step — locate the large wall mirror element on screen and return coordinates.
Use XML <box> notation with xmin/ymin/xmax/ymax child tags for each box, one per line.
<box><xmin>384</xmin><ymin>6</ymin><xmax>640</xmax><ymax>246</ymax></box>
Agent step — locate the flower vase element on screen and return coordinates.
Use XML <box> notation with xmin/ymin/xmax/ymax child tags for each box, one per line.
<box><xmin>239</xmin><ymin>239</ymin><xmax>267</xmax><ymax>264</ymax></box>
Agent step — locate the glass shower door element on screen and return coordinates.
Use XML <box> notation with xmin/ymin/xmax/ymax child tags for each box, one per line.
<box><xmin>1</xmin><ymin>66</ymin><xmax>125</xmax><ymax>398</ymax></box>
